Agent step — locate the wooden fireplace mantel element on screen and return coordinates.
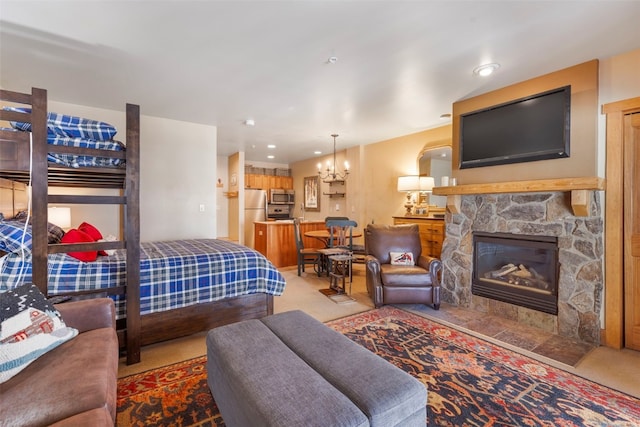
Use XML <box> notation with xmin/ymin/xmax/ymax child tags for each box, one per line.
<box><xmin>432</xmin><ymin>177</ymin><xmax>605</xmax><ymax>216</ymax></box>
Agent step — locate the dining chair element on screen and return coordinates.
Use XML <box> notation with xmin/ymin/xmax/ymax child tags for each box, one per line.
<box><xmin>326</xmin><ymin>218</ymin><xmax>367</xmax><ymax>263</ymax></box>
<box><xmin>324</xmin><ymin>219</ymin><xmax>358</xmax><ymax>285</ymax></box>
<box><xmin>324</xmin><ymin>216</ymin><xmax>349</xmax><ymax>222</ymax></box>
<box><xmin>293</xmin><ymin>218</ymin><xmax>321</xmax><ymax>276</ymax></box>
<box><xmin>325</xmin><ymin>219</ymin><xmax>357</xmax><ymax>249</ymax></box>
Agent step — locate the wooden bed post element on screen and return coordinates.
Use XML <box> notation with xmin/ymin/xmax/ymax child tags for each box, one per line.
<box><xmin>125</xmin><ymin>103</ymin><xmax>141</xmax><ymax>365</ymax></box>
<box><xmin>30</xmin><ymin>88</ymin><xmax>49</xmax><ymax>295</ymax></box>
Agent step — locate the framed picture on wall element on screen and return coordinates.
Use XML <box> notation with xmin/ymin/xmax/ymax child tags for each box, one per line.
<box><xmin>304</xmin><ymin>176</ymin><xmax>320</xmax><ymax>211</ymax></box>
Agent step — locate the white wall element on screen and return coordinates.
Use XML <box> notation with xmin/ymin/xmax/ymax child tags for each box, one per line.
<box><xmin>47</xmin><ymin>100</ymin><xmax>218</xmax><ymax>241</ymax></box>
<box><xmin>140</xmin><ymin>115</ymin><xmax>217</xmax><ymax>241</ymax></box>
<box><xmin>216</xmin><ymin>156</ymin><xmax>229</xmax><ymax>238</ymax></box>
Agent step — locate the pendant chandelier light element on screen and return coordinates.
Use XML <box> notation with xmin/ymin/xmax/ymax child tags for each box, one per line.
<box><xmin>317</xmin><ymin>134</ymin><xmax>350</xmax><ymax>181</ymax></box>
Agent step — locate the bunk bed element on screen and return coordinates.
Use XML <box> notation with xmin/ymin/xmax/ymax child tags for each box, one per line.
<box><xmin>0</xmin><ymin>87</ymin><xmax>285</xmax><ymax>365</ymax></box>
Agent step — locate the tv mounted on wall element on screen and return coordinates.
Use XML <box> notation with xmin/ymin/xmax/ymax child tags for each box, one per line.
<box><xmin>459</xmin><ymin>85</ymin><xmax>571</xmax><ymax>169</ymax></box>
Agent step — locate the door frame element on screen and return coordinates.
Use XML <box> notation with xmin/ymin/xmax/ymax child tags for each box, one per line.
<box><xmin>602</xmin><ymin>96</ymin><xmax>640</xmax><ymax>348</ymax></box>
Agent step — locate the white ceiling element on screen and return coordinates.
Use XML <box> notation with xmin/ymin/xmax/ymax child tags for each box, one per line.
<box><xmin>1</xmin><ymin>1</ymin><xmax>639</xmax><ymax>165</ymax></box>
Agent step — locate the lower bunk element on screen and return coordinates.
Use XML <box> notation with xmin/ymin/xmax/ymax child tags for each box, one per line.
<box><xmin>0</xmin><ymin>236</ymin><xmax>287</xmax><ymax>364</ymax></box>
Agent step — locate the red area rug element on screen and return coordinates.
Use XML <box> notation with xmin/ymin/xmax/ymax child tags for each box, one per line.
<box><xmin>117</xmin><ymin>306</ymin><xmax>640</xmax><ymax>426</ymax></box>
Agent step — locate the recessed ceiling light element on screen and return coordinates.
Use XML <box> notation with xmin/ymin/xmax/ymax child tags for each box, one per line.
<box><xmin>267</xmin><ymin>144</ymin><xmax>276</xmax><ymax>149</ymax></box>
<box><xmin>267</xmin><ymin>155</ymin><xmax>274</xmax><ymax>159</ymax></box>
<box><xmin>327</xmin><ymin>56</ymin><xmax>338</xmax><ymax>64</ymax></box>
<box><xmin>473</xmin><ymin>63</ymin><xmax>500</xmax><ymax>77</ymax></box>
<box><xmin>314</xmin><ymin>151</ymin><xmax>322</xmax><ymax>155</ymax></box>
<box><xmin>244</xmin><ymin>119</ymin><xmax>255</xmax><ymax>126</ymax></box>
<box><xmin>439</xmin><ymin>113</ymin><xmax>452</xmax><ymax>120</ymax></box>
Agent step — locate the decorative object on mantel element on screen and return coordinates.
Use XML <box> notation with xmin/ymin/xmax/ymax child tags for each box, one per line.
<box><xmin>318</xmin><ymin>134</ymin><xmax>349</xmax><ymax>181</ymax></box>
<box><xmin>397</xmin><ymin>175</ymin><xmax>420</xmax><ymax>215</ymax></box>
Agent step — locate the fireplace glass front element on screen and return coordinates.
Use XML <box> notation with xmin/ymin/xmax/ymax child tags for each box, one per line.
<box><xmin>472</xmin><ymin>232</ymin><xmax>559</xmax><ymax>315</ymax></box>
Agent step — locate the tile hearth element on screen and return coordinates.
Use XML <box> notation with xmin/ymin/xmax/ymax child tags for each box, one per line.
<box><xmin>403</xmin><ymin>302</ymin><xmax>595</xmax><ymax>366</ymax></box>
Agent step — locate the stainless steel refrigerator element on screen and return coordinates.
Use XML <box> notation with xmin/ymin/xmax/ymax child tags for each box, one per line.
<box><xmin>244</xmin><ymin>188</ymin><xmax>267</xmax><ymax>248</ymax></box>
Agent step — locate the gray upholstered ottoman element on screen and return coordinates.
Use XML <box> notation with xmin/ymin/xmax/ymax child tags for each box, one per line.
<box><xmin>206</xmin><ymin>310</ymin><xmax>427</xmax><ymax>427</ymax></box>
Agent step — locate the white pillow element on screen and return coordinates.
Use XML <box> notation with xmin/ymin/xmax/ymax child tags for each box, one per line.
<box><xmin>390</xmin><ymin>251</ymin><xmax>414</xmax><ymax>266</ymax></box>
<box><xmin>0</xmin><ymin>283</ymin><xmax>78</xmax><ymax>383</ymax></box>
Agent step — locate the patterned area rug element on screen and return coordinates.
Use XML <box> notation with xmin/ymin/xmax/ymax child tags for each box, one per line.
<box><xmin>117</xmin><ymin>306</ymin><xmax>640</xmax><ymax>426</ymax></box>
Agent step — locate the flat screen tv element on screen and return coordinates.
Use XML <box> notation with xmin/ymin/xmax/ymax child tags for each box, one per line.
<box><xmin>459</xmin><ymin>85</ymin><xmax>571</xmax><ymax>169</ymax></box>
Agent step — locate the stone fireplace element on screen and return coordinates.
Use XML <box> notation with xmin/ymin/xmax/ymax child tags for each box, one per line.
<box><xmin>441</xmin><ymin>191</ymin><xmax>603</xmax><ymax>345</ymax></box>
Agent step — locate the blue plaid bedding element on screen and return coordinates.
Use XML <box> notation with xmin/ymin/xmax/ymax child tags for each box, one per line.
<box><xmin>0</xmin><ymin>239</ymin><xmax>286</xmax><ymax>319</ymax></box>
<box><xmin>2</xmin><ymin>114</ymin><xmax>125</xmax><ymax>168</ymax></box>
<box><xmin>46</xmin><ymin>135</ymin><xmax>125</xmax><ymax>168</ymax></box>
<box><xmin>4</xmin><ymin>107</ymin><xmax>118</xmax><ymax>141</ymax></box>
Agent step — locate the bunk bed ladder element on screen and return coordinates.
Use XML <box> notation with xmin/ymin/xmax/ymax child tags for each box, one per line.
<box><xmin>2</xmin><ymin>88</ymin><xmax>141</xmax><ymax>365</ymax></box>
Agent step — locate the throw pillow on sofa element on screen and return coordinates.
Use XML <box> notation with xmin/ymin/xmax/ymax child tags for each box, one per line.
<box><xmin>0</xmin><ymin>283</ymin><xmax>78</xmax><ymax>383</ymax></box>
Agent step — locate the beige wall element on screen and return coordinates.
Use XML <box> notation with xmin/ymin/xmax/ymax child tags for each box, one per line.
<box><xmin>290</xmin><ymin>125</ymin><xmax>453</xmax><ymax>237</ymax></box>
<box><xmin>290</xmin><ymin>149</ymin><xmax>350</xmax><ymax>221</ymax></box>
<box><xmin>452</xmin><ymin>59</ymin><xmax>599</xmax><ymax>184</ymax></box>
<box><xmin>361</xmin><ymin>126</ymin><xmax>453</xmax><ymax>227</ymax></box>
<box><xmin>598</xmin><ymin>48</ymin><xmax>640</xmax><ymax>176</ymax></box>
<box><xmin>599</xmin><ymin>48</ymin><xmax>640</xmax><ymax>104</ymax></box>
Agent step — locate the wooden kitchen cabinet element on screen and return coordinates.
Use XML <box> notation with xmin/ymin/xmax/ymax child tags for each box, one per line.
<box><xmin>245</xmin><ymin>174</ymin><xmax>293</xmax><ymax>191</ymax></box>
<box><xmin>393</xmin><ymin>216</ymin><xmax>444</xmax><ymax>259</ymax></box>
<box><xmin>254</xmin><ymin>220</ymin><xmax>325</xmax><ymax>268</ymax></box>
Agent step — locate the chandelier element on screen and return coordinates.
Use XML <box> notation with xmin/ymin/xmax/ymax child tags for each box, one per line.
<box><xmin>317</xmin><ymin>134</ymin><xmax>350</xmax><ymax>181</ymax></box>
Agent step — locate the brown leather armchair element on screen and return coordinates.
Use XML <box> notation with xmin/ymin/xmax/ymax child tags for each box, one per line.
<box><xmin>365</xmin><ymin>223</ymin><xmax>442</xmax><ymax>309</ymax></box>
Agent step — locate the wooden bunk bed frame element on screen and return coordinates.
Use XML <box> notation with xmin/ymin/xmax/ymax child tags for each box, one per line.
<box><xmin>0</xmin><ymin>87</ymin><xmax>274</xmax><ymax>365</ymax></box>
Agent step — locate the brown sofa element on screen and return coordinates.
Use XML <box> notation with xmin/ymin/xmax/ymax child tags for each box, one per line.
<box><xmin>365</xmin><ymin>223</ymin><xmax>442</xmax><ymax>309</ymax></box>
<box><xmin>0</xmin><ymin>298</ymin><xmax>119</xmax><ymax>427</ymax></box>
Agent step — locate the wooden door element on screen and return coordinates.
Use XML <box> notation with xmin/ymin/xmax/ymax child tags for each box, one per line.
<box><xmin>624</xmin><ymin>112</ymin><xmax>640</xmax><ymax>350</ymax></box>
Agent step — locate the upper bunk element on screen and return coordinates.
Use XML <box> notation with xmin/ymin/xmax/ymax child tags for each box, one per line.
<box><xmin>0</xmin><ymin>87</ymin><xmax>139</xmax><ymax>189</ymax></box>
<box><xmin>0</xmin><ymin>87</ymin><xmax>140</xmax><ymax>295</ymax></box>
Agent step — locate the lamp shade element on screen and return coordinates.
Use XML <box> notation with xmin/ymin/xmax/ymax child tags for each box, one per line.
<box><xmin>419</xmin><ymin>176</ymin><xmax>435</xmax><ymax>192</ymax></box>
<box><xmin>48</xmin><ymin>207</ymin><xmax>71</xmax><ymax>229</ymax></box>
<box><xmin>397</xmin><ymin>175</ymin><xmax>420</xmax><ymax>192</ymax></box>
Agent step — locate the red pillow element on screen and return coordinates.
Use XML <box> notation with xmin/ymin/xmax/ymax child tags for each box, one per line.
<box><xmin>60</xmin><ymin>229</ymin><xmax>98</xmax><ymax>262</ymax></box>
<box><xmin>78</xmin><ymin>222</ymin><xmax>107</xmax><ymax>256</ymax></box>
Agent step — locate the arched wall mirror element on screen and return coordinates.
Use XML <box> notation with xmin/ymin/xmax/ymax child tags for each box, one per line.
<box><xmin>418</xmin><ymin>143</ymin><xmax>452</xmax><ymax>208</ymax></box>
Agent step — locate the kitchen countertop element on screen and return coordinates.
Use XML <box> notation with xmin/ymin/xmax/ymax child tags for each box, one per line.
<box><xmin>255</xmin><ymin>219</ymin><xmax>325</xmax><ymax>225</ymax></box>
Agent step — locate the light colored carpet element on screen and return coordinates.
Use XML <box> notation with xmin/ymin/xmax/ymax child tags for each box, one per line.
<box><xmin>118</xmin><ymin>264</ymin><xmax>372</xmax><ymax>377</ymax></box>
<box><xmin>274</xmin><ymin>264</ymin><xmax>373</xmax><ymax>322</ymax></box>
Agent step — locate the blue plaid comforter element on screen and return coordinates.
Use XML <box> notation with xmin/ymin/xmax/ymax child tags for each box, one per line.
<box><xmin>0</xmin><ymin>239</ymin><xmax>286</xmax><ymax>319</ymax></box>
<box><xmin>46</xmin><ymin>135</ymin><xmax>125</xmax><ymax>168</ymax></box>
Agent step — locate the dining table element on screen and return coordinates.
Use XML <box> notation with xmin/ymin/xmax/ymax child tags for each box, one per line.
<box><xmin>304</xmin><ymin>229</ymin><xmax>363</xmax><ymax>289</ymax></box>
<box><xmin>304</xmin><ymin>229</ymin><xmax>363</xmax><ymax>248</ymax></box>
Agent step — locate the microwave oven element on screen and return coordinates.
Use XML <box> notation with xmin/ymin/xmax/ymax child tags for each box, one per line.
<box><xmin>269</xmin><ymin>189</ymin><xmax>295</xmax><ymax>205</ymax></box>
